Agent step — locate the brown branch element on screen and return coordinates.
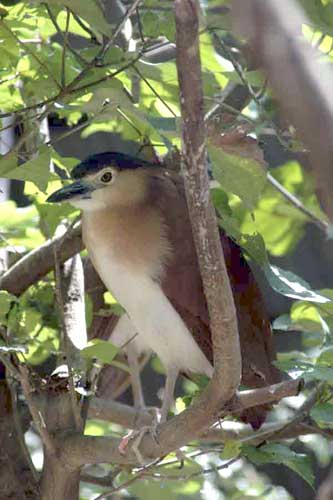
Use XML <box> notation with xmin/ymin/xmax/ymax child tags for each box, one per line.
<box><xmin>175</xmin><ymin>0</ymin><xmax>241</xmax><ymax>403</ymax></box>
<box><xmin>228</xmin><ymin>379</ymin><xmax>303</xmax><ymax>416</ymax></box>
<box><xmin>88</xmin><ymin>383</ymin><xmax>313</xmax><ymax>445</ymax></box>
<box><xmin>232</xmin><ymin>0</ymin><xmax>333</xmax><ymax>222</ymax></box>
<box><xmin>0</xmin><ymin>223</ymin><xmax>83</xmax><ymax>296</ymax></box>
<box><xmin>88</xmin><ymin>397</ymin><xmax>153</xmax><ymax>429</ymax></box>
<box><xmin>270</xmin><ymin>381</ymin><xmax>325</xmax><ymax>440</ymax></box>
<box><xmin>0</xmin><ymin>368</ymin><xmax>39</xmax><ymax>499</ymax></box>
<box><xmin>60</xmin><ymin>378</ymin><xmax>300</xmax><ymax>467</ymax></box>
<box><xmin>18</xmin><ymin>365</ymin><xmax>57</xmax><ymax>456</ymax></box>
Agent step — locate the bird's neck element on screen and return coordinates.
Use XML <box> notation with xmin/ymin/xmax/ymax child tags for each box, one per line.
<box><xmin>82</xmin><ymin>204</ymin><xmax>172</xmax><ymax>281</ymax></box>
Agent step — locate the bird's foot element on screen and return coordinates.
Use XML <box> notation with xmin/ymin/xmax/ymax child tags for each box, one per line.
<box><xmin>118</xmin><ymin>419</ymin><xmax>160</xmax><ymax>465</ymax></box>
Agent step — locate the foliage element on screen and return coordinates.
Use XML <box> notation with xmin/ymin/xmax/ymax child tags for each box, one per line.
<box><xmin>0</xmin><ymin>0</ymin><xmax>333</xmax><ymax>499</ymax></box>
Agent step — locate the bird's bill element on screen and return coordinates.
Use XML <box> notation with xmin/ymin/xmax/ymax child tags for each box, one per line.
<box><xmin>47</xmin><ymin>180</ymin><xmax>94</xmax><ymax>203</ymax></box>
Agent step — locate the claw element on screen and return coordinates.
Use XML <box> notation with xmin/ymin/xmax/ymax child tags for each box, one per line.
<box><xmin>118</xmin><ymin>422</ymin><xmax>160</xmax><ymax>465</ymax></box>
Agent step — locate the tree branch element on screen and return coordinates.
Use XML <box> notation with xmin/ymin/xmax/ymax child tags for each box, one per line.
<box><xmin>267</xmin><ymin>172</ymin><xmax>329</xmax><ymax>233</ymax></box>
<box><xmin>232</xmin><ymin>0</ymin><xmax>333</xmax><ymax>222</ymax></box>
<box><xmin>18</xmin><ymin>365</ymin><xmax>57</xmax><ymax>456</ymax></box>
<box><xmin>61</xmin><ymin>379</ymin><xmax>300</xmax><ymax>467</ymax></box>
<box><xmin>175</xmin><ymin>0</ymin><xmax>241</xmax><ymax>403</ymax></box>
<box><xmin>0</xmin><ymin>223</ymin><xmax>83</xmax><ymax>296</ymax></box>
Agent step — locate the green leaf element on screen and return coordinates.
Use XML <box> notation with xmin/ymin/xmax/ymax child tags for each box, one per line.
<box><xmin>243</xmin><ymin>443</ymin><xmax>314</xmax><ymax>488</ymax></box>
<box><xmin>264</xmin><ymin>264</ymin><xmax>331</xmax><ymax>303</ymax></box>
<box><xmin>317</xmin><ymin>347</ymin><xmax>333</xmax><ymax>366</ymax></box>
<box><xmin>80</xmin><ymin>339</ymin><xmax>119</xmax><ymax>364</ymax></box>
<box><xmin>0</xmin><ymin>290</ymin><xmax>17</xmax><ymax>317</ymax></box>
<box><xmin>240</xmin><ymin>161</ymin><xmax>326</xmax><ymax>257</ymax></box>
<box><xmin>303</xmin><ymin>365</ymin><xmax>333</xmax><ymax>384</ymax></box>
<box><xmin>141</xmin><ymin>10</ymin><xmax>176</xmax><ymax>41</ymax></box>
<box><xmin>32</xmin><ymin>0</ymin><xmax>112</xmax><ymax>37</ymax></box>
<box><xmin>290</xmin><ymin>302</ymin><xmax>329</xmax><ymax>335</ymax></box>
<box><xmin>0</xmin><ymin>147</ymin><xmax>55</xmax><ymax>191</ymax></box>
<box><xmin>213</xmin><ymin>187</ymin><xmax>268</xmax><ymax>265</ymax></box>
<box><xmin>209</xmin><ymin>145</ymin><xmax>267</xmax><ymax>210</ymax></box>
<box><xmin>272</xmin><ymin>314</ymin><xmax>293</xmax><ymax>331</ymax></box>
<box><xmin>221</xmin><ymin>440</ymin><xmax>242</xmax><ymax>460</ymax></box>
<box><xmin>311</xmin><ymin>403</ymin><xmax>333</xmax><ymax>425</ymax></box>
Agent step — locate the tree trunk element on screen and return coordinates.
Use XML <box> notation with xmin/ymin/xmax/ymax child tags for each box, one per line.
<box><xmin>0</xmin><ymin>363</ymin><xmax>39</xmax><ymax>499</ymax></box>
<box><xmin>39</xmin><ymin>388</ymin><xmax>82</xmax><ymax>500</ymax></box>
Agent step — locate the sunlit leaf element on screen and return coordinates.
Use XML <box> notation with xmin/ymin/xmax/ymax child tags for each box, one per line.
<box><xmin>32</xmin><ymin>0</ymin><xmax>112</xmax><ymax>37</ymax></box>
<box><xmin>264</xmin><ymin>264</ymin><xmax>331</xmax><ymax>303</ymax></box>
<box><xmin>0</xmin><ymin>290</ymin><xmax>17</xmax><ymax>317</ymax></box>
<box><xmin>210</xmin><ymin>145</ymin><xmax>267</xmax><ymax>210</ymax></box>
<box><xmin>0</xmin><ymin>147</ymin><xmax>56</xmax><ymax>191</ymax></box>
<box><xmin>80</xmin><ymin>339</ymin><xmax>119</xmax><ymax>364</ymax></box>
<box><xmin>221</xmin><ymin>440</ymin><xmax>242</xmax><ymax>460</ymax></box>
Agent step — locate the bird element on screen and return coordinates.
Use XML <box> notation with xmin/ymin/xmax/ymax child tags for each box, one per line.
<box><xmin>47</xmin><ymin>151</ymin><xmax>281</xmax><ymax>429</ymax></box>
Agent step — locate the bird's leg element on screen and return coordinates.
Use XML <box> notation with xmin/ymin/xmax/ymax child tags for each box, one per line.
<box><xmin>126</xmin><ymin>346</ymin><xmax>146</xmax><ymax>410</ymax></box>
<box><xmin>118</xmin><ymin>366</ymin><xmax>179</xmax><ymax>464</ymax></box>
<box><xmin>160</xmin><ymin>366</ymin><xmax>179</xmax><ymax>423</ymax></box>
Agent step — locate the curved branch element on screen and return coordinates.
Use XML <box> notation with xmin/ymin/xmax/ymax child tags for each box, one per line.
<box><xmin>0</xmin><ymin>224</ymin><xmax>83</xmax><ymax>296</ymax></box>
<box><xmin>62</xmin><ymin>379</ymin><xmax>301</xmax><ymax>467</ymax></box>
<box><xmin>232</xmin><ymin>0</ymin><xmax>333</xmax><ymax>222</ymax></box>
<box><xmin>175</xmin><ymin>0</ymin><xmax>241</xmax><ymax>405</ymax></box>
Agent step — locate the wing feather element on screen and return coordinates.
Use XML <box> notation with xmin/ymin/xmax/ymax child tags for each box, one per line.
<box><xmin>155</xmin><ymin>172</ymin><xmax>281</xmax><ymax>428</ymax></box>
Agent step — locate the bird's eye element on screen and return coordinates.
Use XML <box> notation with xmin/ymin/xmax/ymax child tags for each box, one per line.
<box><xmin>101</xmin><ymin>171</ymin><xmax>113</xmax><ymax>183</ymax></box>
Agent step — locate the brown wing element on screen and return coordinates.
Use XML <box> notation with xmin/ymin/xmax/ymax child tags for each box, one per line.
<box><xmin>155</xmin><ymin>171</ymin><xmax>281</xmax><ymax>429</ymax></box>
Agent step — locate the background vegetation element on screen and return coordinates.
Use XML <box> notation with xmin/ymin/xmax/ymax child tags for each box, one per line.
<box><xmin>1</xmin><ymin>0</ymin><xmax>333</xmax><ymax>499</ymax></box>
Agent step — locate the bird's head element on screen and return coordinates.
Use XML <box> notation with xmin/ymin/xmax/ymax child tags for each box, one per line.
<box><xmin>47</xmin><ymin>152</ymin><xmax>157</xmax><ymax>211</ymax></box>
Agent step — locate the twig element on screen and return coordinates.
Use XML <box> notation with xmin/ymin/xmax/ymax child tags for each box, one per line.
<box><xmin>61</xmin><ymin>9</ymin><xmax>70</xmax><ymax>87</ymax></box>
<box><xmin>0</xmin><ymin>49</ymin><xmax>142</xmax><ymax>122</ymax></box>
<box><xmin>18</xmin><ymin>365</ymin><xmax>57</xmax><ymax>456</ymax></box>
<box><xmin>229</xmin><ymin>379</ymin><xmax>302</xmax><ymax>416</ymax></box>
<box><xmin>267</xmin><ymin>172</ymin><xmax>329</xmax><ymax>233</ymax></box>
<box><xmin>45</xmin><ymin>4</ymin><xmax>88</xmax><ymax>66</ymax></box>
<box><xmin>142</xmin><ymin>457</ymin><xmax>239</xmax><ymax>481</ymax></box>
<box><xmin>94</xmin><ymin>460</ymin><xmax>160</xmax><ymax>500</ymax></box>
<box><xmin>211</xmin><ymin>32</ymin><xmax>262</xmax><ymax>105</ymax></box>
<box><xmin>271</xmin><ymin>381</ymin><xmax>326</xmax><ymax>440</ymax></box>
<box><xmin>132</xmin><ymin>64</ymin><xmax>177</xmax><ymax>117</ymax></box>
<box><xmin>0</xmin><ymin>72</ymin><xmax>19</xmax><ymax>86</ymax></box>
<box><xmin>0</xmin><ymin>19</ymin><xmax>61</xmax><ymax>91</ymax></box>
<box><xmin>98</xmin><ymin>0</ymin><xmax>142</xmax><ymax>60</ymax></box>
<box><xmin>80</xmin><ymin>473</ymin><xmax>115</xmax><ymax>488</ymax></box>
<box><xmin>70</xmin><ymin>10</ymin><xmax>98</xmax><ymax>41</ymax></box>
<box><xmin>69</xmin><ymin>51</ymin><xmax>143</xmax><ymax>95</ymax></box>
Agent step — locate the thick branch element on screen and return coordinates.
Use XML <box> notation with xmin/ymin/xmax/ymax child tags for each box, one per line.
<box><xmin>62</xmin><ymin>379</ymin><xmax>300</xmax><ymax>467</ymax></box>
<box><xmin>232</xmin><ymin>0</ymin><xmax>333</xmax><ymax>222</ymax></box>
<box><xmin>0</xmin><ymin>224</ymin><xmax>83</xmax><ymax>296</ymax></box>
<box><xmin>88</xmin><ymin>397</ymin><xmax>152</xmax><ymax>429</ymax></box>
<box><xmin>175</xmin><ymin>0</ymin><xmax>241</xmax><ymax>401</ymax></box>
